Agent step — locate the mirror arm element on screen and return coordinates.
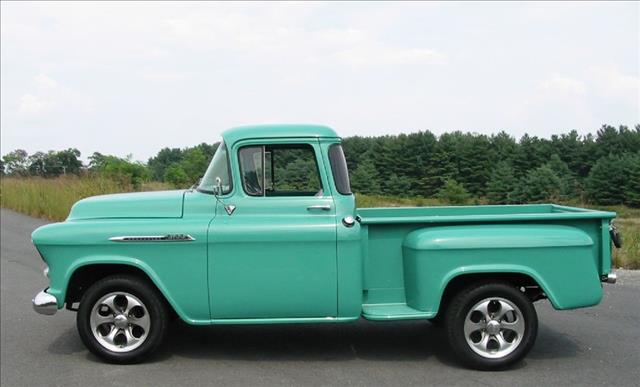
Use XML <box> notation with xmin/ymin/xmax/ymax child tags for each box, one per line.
<box><xmin>214</xmin><ymin>177</ymin><xmax>236</xmax><ymax>215</ymax></box>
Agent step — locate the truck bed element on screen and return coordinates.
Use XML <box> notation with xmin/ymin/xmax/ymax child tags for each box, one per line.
<box><xmin>357</xmin><ymin>204</ymin><xmax>616</xmax><ymax>224</ymax></box>
<box><xmin>355</xmin><ymin>204</ymin><xmax>616</xmax><ymax>321</ymax></box>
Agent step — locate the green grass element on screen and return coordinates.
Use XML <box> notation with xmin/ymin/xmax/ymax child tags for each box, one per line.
<box><xmin>355</xmin><ymin>193</ymin><xmax>444</xmax><ymax>208</ymax></box>
<box><xmin>611</xmin><ymin>219</ymin><xmax>639</xmax><ymax>269</ymax></box>
<box><xmin>571</xmin><ymin>205</ymin><xmax>640</xmax><ymax>269</ymax></box>
<box><xmin>1</xmin><ymin>178</ymin><xmax>637</xmax><ymax>269</ymax></box>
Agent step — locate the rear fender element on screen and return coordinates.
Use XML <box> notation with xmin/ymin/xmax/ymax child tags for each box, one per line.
<box><xmin>402</xmin><ymin>224</ymin><xmax>601</xmax><ymax>313</ymax></box>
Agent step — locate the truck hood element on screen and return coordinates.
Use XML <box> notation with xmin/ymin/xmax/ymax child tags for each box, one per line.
<box><xmin>67</xmin><ymin>190</ymin><xmax>185</xmax><ymax>220</ymax></box>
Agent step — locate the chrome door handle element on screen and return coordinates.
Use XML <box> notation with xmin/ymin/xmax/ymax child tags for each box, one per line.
<box><xmin>307</xmin><ymin>205</ymin><xmax>331</xmax><ymax>211</ymax></box>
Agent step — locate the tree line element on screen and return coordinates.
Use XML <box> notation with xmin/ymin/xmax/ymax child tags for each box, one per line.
<box><xmin>342</xmin><ymin>124</ymin><xmax>639</xmax><ymax>206</ymax></box>
<box><xmin>2</xmin><ymin>124</ymin><xmax>639</xmax><ymax>206</ymax></box>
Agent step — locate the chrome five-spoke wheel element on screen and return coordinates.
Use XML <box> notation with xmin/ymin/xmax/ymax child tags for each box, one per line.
<box><xmin>90</xmin><ymin>292</ymin><xmax>150</xmax><ymax>352</ymax></box>
<box><xmin>464</xmin><ymin>297</ymin><xmax>524</xmax><ymax>359</ymax></box>
<box><xmin>445</xmin><ymin>282</ymin><xmax>538</xmax><ymax>370</ymax></box>
<box><xmin>78</xmin><ymin>275</ymin><xmax>168</xmax><ymax>363</ymax></box>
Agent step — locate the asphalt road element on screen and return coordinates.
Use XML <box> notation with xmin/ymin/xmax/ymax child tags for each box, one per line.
<box><xmin>1</xmin><ymin>208</ymin><xmax>639</xmax><ymax>386</ymax></box>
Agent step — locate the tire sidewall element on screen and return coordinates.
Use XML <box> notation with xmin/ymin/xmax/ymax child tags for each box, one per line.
<box><xmin>77</xmin><ymin>275</ymin><xmax>167</xmax><ymax>363</ymax></box>
<box><xmin>447</xmin><ymin>282</ymin><xmax>538</xmax><ymax>370</ymax></box>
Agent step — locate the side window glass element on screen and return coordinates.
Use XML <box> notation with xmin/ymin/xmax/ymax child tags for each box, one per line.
<box><xmin>238</xmin><ymin>144</ymin><xmax>323</xmax><ymax>197</ymax></box>
<box><xmin>238</xmin><ymin>146</ymin><xmax>263</xmax><ymax>196</ymax></box>
<box><xmin>198</xmin><ymin>142</ymin><xmax>232</xmax><ymax>194</ymax></box>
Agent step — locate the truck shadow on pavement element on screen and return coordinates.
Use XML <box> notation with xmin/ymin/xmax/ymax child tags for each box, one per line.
<box><xmin>157</xmin><ymin>319</ymin><xmax>456</xmax><ymax>364</ymax></box>
<box><xmin>47</xmin><ymin>319</ymin><xmax>579</xmax><ymax>368</ymax></box>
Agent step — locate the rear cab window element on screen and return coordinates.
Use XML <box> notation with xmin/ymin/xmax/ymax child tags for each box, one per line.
<box><xmin>328</xmin><ymin>144</ymin><xmax>352</xmax><ymax>195</ymax></box>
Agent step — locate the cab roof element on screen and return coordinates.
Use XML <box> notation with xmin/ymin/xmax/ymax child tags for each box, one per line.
<box><xmin>221</xmin><ymin>124</ymin><xmax>339</xmax><ymax>146</ymax></box>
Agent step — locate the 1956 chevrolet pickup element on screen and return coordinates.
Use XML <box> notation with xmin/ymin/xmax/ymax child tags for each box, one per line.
<box><xmin>31</xmin><ymin>124</ymin><xmax>620</xmax><ymax>369</ymax></box>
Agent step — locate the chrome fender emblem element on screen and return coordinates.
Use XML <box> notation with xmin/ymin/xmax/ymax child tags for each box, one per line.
<box><xmin>109</xmin><ymin>234</ymin><xmax>196</xmax><ymax>242</ymax></box>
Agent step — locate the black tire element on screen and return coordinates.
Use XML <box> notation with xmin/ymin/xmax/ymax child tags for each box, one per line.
<box><xmin>445</xmin><ymin>281</ymin><xmax>538</xmax><ymax>370</ymax></box>
<box><xmin>77</xmin><ymin>275</ymin><xmax>169</xmax><ymax>364</ymax></box>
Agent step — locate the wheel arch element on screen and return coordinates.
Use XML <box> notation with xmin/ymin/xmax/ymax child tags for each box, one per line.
<box><xmin>434</xmin><ymin>268</ymin><xmax>553</xmax><ymax>317</ymax></box>
<box><xmin>63</xmin><ymin>258</ymin><xmax>185</xmax><ymax>321</ymax></box>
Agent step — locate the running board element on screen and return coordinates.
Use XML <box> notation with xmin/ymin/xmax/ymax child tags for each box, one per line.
<box><xmin>362</xmin><ymin>303</ymin><xmax>435</xmax><ymax>321</ymax></box>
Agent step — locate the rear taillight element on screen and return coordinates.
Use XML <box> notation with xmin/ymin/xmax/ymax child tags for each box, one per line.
<box><xmin>609</xmin><ymin>223</ymin><xmax>622</xmax><ymax>248</ymax></box>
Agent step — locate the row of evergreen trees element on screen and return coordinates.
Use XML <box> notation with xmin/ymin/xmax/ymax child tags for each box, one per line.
<box><xmin>342</xmin><ymin>125</ymin><xmax>639</xmax><ymax>206</ymax></box>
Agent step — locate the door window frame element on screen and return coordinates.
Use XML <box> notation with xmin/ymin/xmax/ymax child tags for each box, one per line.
<box><xmin>232</xmin><ymin>139</ymin><xmax>331</xmax><ymax>199</ymax></box>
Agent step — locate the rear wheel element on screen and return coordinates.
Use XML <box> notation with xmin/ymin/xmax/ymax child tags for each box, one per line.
<box><xmin>77</xmin><ymin>275</ymin><xmax>169</xmax><ymax>363</ymax></box>
<box><xmin>445</xmin><ymin>281</ymin><xmax>538</xmax><ymax>370</ymax></box>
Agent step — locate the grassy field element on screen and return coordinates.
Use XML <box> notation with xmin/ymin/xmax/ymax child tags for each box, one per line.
<box><xmin>0</xmin><ymin>176</ymin><xmax>169</xmax><ymax>221</ymax></box>
<box><xmin>1</xmin><ymin>176</ymin><xmax>638</xmax><ymax>269</ymax></box>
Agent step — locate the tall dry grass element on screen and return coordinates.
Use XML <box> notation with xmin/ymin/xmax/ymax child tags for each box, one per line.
<box><xmin>0</xmin><ymin>176</ymin><xmax>170</xmax><ymax>221</ymax></box>
<box><xmin>612</xmin><ymin>219</ymin><xmax>640</xmax><ymax>269</ymax></box>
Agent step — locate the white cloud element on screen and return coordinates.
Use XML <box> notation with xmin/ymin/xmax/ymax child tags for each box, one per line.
<box><xmin>1</xmin><ymin>1</ymin><xmax>637</xmax><ymax>159</ymax></box>
<box><xmin>508</xmin><ymin>66</ymin><xmax>640</xmax><ymax>134</ymax></box>
<box><xmin>17</xmin><ymin>73</ymin><xmax>93</xmax><ymax>118</ymax></box>
<box><xmin>18</xmin><ymin>93</ymin><xmax>54</xmax><ymax>116</ymax></box>
<box><xmin>333</xmin><ymin>46</ymin><xmax>447</xmax><ymax>68</ymax></box>
<box><xmin>314</xmin><ymin>28</ymin><xmax>367</xmax><ymax>46</ymax></box>
<box><xmin>159</xmin><ymin>8</ymin><xmax>444</xmax><ymax>69</ymax></box>
<box><xmin>141</xmin><ymin>71</ymin><xmax>191</xmax><ymax>83</ymax></box>
<box><xmin>588</xmin><ymin>64</ymin><xmax>640</xmax><ymax>103</ymax></box>
<box><xmin>537</xmin><ymin>75</ymin><xmax>587</xmax><ymax>96</ymax></box>
<box><xmin>33</xmin><ymin>73</ymin><xmax>58</xmax><ymax>89</ymax></box>
<box><xmin>18</xmin><ymin>74</ymin><xmax>59</xmax><ymax>116</ymax></box>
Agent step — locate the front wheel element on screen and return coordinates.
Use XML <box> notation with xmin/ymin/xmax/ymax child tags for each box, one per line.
<box><xmin>445</xmin><ymin>282</ymin><xmax>538</xmax><ymax>370</ymax></box>
<box><xmin>77</xmin><ymin>275</ymin><xmax>169</xmax><ymax>363</ymax></box>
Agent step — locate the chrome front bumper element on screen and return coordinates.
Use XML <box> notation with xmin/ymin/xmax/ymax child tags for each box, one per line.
<box><xmin>32</xmin><ymin>288</ymin><xmax>58</xmax><ymax>315</ymax></box>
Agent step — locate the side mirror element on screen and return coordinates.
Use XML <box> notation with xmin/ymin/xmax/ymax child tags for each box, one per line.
<box><xmin>215</xmin><ymin>177</ymin><xmax>222</xmax><ymax>196</ymax></box>
<box><xmin>213</xmin><ymin>177</ymin><xmax>236</xmax><ymax>215</ymax></box>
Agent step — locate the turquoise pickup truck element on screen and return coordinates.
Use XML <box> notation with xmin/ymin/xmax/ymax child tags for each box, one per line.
<box><xmin>32</xmin><ymin>124</ymin><xmax>620</xmax><ymax>369</ymax></box>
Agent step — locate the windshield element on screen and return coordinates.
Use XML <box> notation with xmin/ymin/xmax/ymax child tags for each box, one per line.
<box><xmin>197</xmin><ymin>142</ymin><xmax>232</xmax><ymax>194</ymax></box>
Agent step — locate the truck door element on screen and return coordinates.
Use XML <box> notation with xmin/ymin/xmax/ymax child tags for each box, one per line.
<box><xmin>208</xmin><ymin>139</ymin><xmax>337</xmax><ymax>319</ymax></box>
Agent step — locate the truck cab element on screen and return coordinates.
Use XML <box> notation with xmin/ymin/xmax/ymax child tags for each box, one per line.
<box><xmin>196</xmin><ymin>124</ymin><xmax>361</xmax><ymax>320</ymax></box>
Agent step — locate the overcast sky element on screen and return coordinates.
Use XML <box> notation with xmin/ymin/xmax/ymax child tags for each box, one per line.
<box><xmin>1</xmin><ymin>1</ymin><xmax>638</xmax><ymax>161</ymax></box>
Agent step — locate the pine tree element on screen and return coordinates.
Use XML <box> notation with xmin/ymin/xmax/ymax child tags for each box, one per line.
<box><xmin>438</xmin><ymin>179</ymin><xmax>470</xmax><ymax>205</ymax></box>
<box><xmin>586</xmin><ymin>155</ymin><xmax>628</xmax><ymax>205</ymax></box>
<box><xmin>350</xmin><ymin>159</ymin><xmax>379</xmax><ymax>195</ymax></box>
<box><xmin>623</xmin><ymin>153</ymin><xmax>640</xmax><ymax>207</ymax></box>
<box><xmin>545</xmin><ymin>154</ymin><xmax>577</xmax><ymax>200</ymax></box>
<box><xmin>521</xmin><ymin>165</ymin><xmax>563</xmax><ymax>203</ymax></box>
<box><xmin>387</xmin><ymin>173</ymin><xmax>412</xmax><ymax>196</ymax></box>
<box><xmin>486</xmin><ymin>161</ymin><xmax>517</xmax><ymax>204</ymax></box>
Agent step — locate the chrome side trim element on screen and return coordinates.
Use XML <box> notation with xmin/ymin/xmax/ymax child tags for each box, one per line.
<box><xmin>109</xmin><ymin>234</ymin><xmax>196</xmax><ymax>242</ymax></box>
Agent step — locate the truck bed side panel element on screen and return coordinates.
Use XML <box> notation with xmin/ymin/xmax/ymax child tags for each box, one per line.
<box><xmin>402</xmin><ymin>224</ymin><xmax>601</xmax><ymax>312</ymax></box>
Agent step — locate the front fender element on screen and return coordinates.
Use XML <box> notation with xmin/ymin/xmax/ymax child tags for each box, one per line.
<box><xmin>33</xmin><ymin>215</ymin><xmax>211</xmax><ymax>324</ymax></box>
